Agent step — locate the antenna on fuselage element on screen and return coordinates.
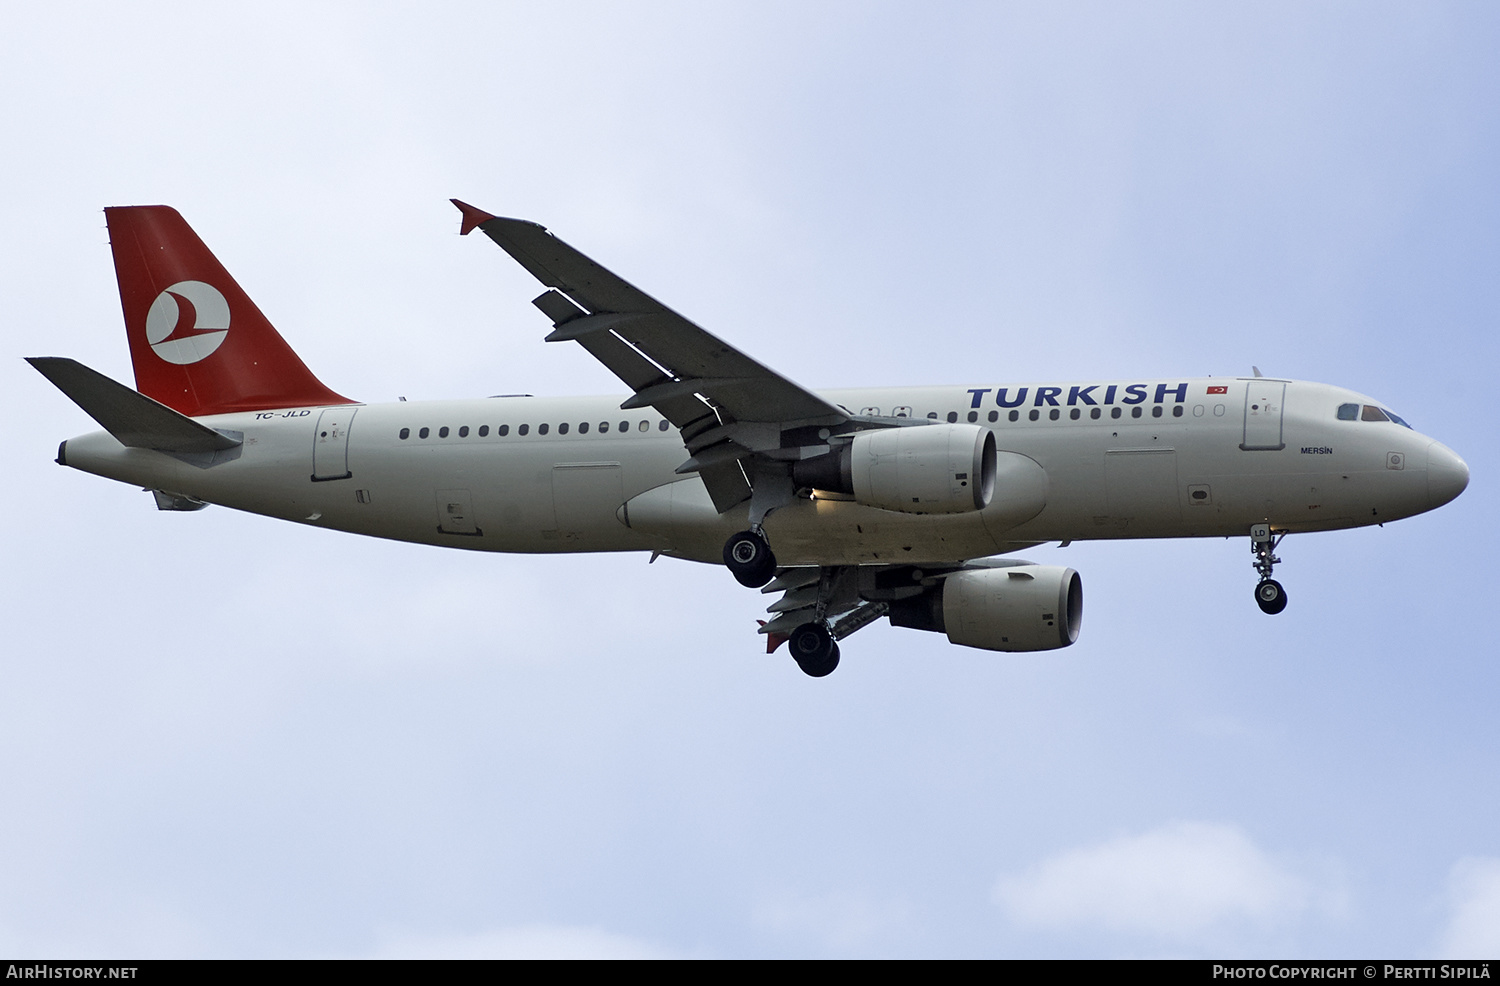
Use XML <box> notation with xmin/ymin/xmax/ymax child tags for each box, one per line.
<box><xmin>1252</xmin><ymin>366</ymin><xmax>1264</xmax><ymax>378</ymax></box>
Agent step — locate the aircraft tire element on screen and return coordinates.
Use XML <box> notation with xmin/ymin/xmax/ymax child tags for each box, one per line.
<box><xmin>723</xmin><ymin>530</ymin><xmax>777</xmax><ymax>588</ymax></box>
<box><xmin>789</xmin><ymin>623</ymin><xmax>839</xmax><ymax>677</ymax></box>
<box><xmin>1255</xmin><ymin>578</ymin><xmax>1288</xmax><ymax>615</ymax></box>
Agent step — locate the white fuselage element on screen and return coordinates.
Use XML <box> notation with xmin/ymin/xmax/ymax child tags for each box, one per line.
<box><xmin>57</xmin><ymin>376</ymin><xmax>1467</xmax><ymax>566</ymax></box>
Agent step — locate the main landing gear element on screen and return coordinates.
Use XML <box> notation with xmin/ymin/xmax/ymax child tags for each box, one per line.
<box><xmin>726</xmin><ymin>524</ymin><xmax>850</xmax><ymax>676</ymax></box>
<box><xmin>787</xmin><ymin>621</ymin><xmax>840</xmax><ymax>677</ymax></box>
<box><xmin>1250</xmin><ymin>523</ymin><xmax>1288</xmax><ymax>615</ymax></box>
<box><xmin>723</xmin><ymin>528</ymin><xmax>777</xmax><ymax>588</ymax></box>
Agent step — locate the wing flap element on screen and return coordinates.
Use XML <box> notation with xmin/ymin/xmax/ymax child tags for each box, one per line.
<box><xmin>696</xmin><ymin>460</ymin><xmax>752</xmax><ymax>512</ymax></box>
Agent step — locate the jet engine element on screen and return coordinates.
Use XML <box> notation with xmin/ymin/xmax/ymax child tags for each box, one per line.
<box><xmin>887</xmin><ymin>564</ymin><xmax>1082</xmax><ymax>652</ymax></box>
<box><xmin>793</xmin><ymin>423</ymin><xmax>997</xmax><ymax>515</ymax></box>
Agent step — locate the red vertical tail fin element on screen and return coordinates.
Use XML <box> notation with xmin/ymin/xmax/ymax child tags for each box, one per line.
<box><xmin>105</xmin><ymin>206</ymin><xmax>354</xmax><ymax>416</ymax></box>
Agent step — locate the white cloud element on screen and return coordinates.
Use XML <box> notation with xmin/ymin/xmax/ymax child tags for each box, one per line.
<box><xmin>1437</xmin><ymin>857</ymin><xmax>1500</xmax><ymax>958</ymax></box>
<box><xmin>994</xmin><ymin>821</ymin><xmax>1322</xmax><ymax>941</ymax></box>
<box><xmin>367</xmin><ymin>924</ymin><xmax>687</xmax><ymax>960</ymax></box>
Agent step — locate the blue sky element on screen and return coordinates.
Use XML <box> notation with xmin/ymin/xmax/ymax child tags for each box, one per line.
<box><xmin>1</xmin><ymin>1</ymin><xmax>1496</xmax><ymax>958</ymax></box>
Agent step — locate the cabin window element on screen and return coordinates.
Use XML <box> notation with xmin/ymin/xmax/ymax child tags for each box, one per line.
<box><xmin>1172</xmin><ymin>406</ymin><xmax>1183</xmax><ymax>417</ymax></box>
<box><xmin>1337</xmin><ymin>403</ymin><xmax>1359</xmax><ymax>421</ymax></box>
<box><xmin>419</xmin><ymin>427</ymin><xmax>430</xmax><ymax>439</ymax></box>
<box><xmin>538</xmin><ymin>423</ymin><xmax>550</xmax><ymax>435</ymax></box>
<box><xmin>1152</xmin><ymin>406</ymin><xmax>1163</xmax><ymax>418</ymax></box>
<box><xmin>558</xmin><ymin>423</ymin><xmax>569</xmax><ymax>435</ymax></box>
<box><xmin>1069</xmin><ymin>408</ymin><xmax>1080</xmax><ymax>420</ymax></box>
<box><xmin>947</xmin><ymin>411</ymin><xmax>958</xmax><ymax>423</ymax></box>
<box><xmin>479</xmin><ymin>425</ymin><xmax>489</xmax><ymax>436</ymax></box>
<box><xmin>1111</xmin><ymin>407</ymin><xmax>1122</xmax><ymax>419</ymax></box>
<box><xmin>1009</xmin><ymin>410</ymin><xmax>1019</xmax><ymax>422</ymax></box>
<box><xmin>1090</xmin><ymin>408</ymin><xmax>1101</xmax><ymax>419</ymax></box>
<box><xmin>518</xmin><ymin>424</ymin><xmax>529</xmax><ymax>436</ymax></box>
<box><xmin>1131</xmin><ymin>407</ymin><xmax>1143</xmax><ymax>418</ymax></box>
<box><xmin>459</xmin><ymin>426</ymin><xmax>469</xmax><ymax>437</ymax></box>
<box><xmin>1049</xmin><ymin>408</ymin><xmax>1060</xmax><ymax>421</ymax></box>
<box><xmin>399</xmin><ymin>428</ymin><xmax>410</xmax><ymax>440</ymax></box>
<box><xmin>967</xmin><ymin>411</ymin><xmax>978</xmax><ymax>423</ymax></box>
<box><xmin>659</xmin><ymin>420</ymin><xmax>670</xmax><ymax>432</ymax></box>
<box><xmin>498</xmin><ymin>424</ymin><xmax>509</xmax><ymax>436</ymax></box>
<box><xmin>619</xmin><ymin>420</ymin><xmax>630</xmax><ymax>432</ymax></box>
<box><xmin>988</xmin><ymin>410</ymin><xmax>998</xmax><ymax>422</ymax></box>
<box><xmin>599</xmin><ymin>421</ymin><xmax>610</xmax><ymax>433</ymax></box>
<box><xmin>638</xmin><ymin>420</ymin><xmax>649</xmax><ymax>432</ymax></box>
<box><xmin>439</xmin><ymin>426</ymin><xmax>450</xmax><ymax>438</ymax></box>
<box><xmin>1029</xmin><ymin>409</ymin><xmax>1040</xmax><ymax>421</ymax></box>
<box><xmin>579</xmin><ymin>422</ymin><xmax>590</xmax><ymax>434</ymax></box>
<box><xmin>927</xmin><ymin>412</ymin><xmax>938</xmax><ymax>420</ymax></box>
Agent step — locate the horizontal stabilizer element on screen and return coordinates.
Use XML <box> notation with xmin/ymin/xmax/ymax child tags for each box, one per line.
<box><xmin>28</xmin><ymin>357</ymin><xmax>242</xmax><ymax>453</ymax></box>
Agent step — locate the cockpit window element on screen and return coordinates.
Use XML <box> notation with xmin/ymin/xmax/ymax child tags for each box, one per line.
<box><xmin>1342</xmin><ymin>402</ymin><xmax>1413</xmax><ymax>428</ymax></box>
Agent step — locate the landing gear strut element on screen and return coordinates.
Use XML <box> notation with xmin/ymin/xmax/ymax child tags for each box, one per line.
<box><xmin>1250</xmin><ymin>523</ymin><xmax>1288</xmax><ymax>615</ymax></box>
<box><xmin>723</xmin><ymin>528</ymin><xmax>777</xmax><ymax>588</ymax></box>
<box><xmin>788</xmin><ymin>621</ymin><xmax>840</xmax><ymax>677</ymax></box>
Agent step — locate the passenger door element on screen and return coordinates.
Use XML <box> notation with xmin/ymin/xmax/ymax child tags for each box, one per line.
<box><xmin>312</xmin><ymin>407</ymin><xmax>357</xmax><ymax>480</ymax></box>
<box><xmin>1240</xmin><ymin>382</ymin><xmax>1286</xmax><ymax>451</ymax></box>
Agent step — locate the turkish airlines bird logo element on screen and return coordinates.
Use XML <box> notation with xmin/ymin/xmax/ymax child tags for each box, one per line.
<box><xmin>144</xmin><ymin>280</ymin><xmax>230</xmax><ymax>364</ymax></box>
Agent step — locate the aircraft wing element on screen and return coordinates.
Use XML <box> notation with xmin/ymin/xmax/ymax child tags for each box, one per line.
<box><xmin>454</xmin><ymin>200</ymin><xmax>849</xmax><ymax>511</ymax></box>
<box><xmin>755</xmin><ymin>556</ymin><xmax>1050</xmax><ymax>652</ymax></box>
<box><xmin>756</xmin><ymin>566</ymin><xmax>879</xmax><ymax>645</ymax></box>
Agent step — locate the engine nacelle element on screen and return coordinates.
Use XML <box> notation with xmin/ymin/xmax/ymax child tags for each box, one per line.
<box><xmin>888</xmin><ymin>565</ymin><xmax>1082</xmax><ymax>652</ymax></box>
<box><xmin>794</xmin><ymin>423</ymin><xmax>997</xmax><ymax>515</ymax></box>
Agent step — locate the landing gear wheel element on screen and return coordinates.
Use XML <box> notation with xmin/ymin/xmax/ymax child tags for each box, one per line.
<box><xmin>723</xmin><ymin>530</ymin><xmax>777</xmax><ymax>588</ymax></box>
<box><xmin>1249</xmin><ymin>525</ymin><xmax>1288</xmax><ymax>615</ymax></box>
<box><xmin>789</xmin><ymin>623</ymin><xmax>840</xmax><ymax>677</ymax></box>
<box><xmin>1255</xmin><ymin>579</ymin><xmax>1288</xmax><ymax>615</ymax></box>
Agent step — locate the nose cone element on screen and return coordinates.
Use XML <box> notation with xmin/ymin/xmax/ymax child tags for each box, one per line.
<box><xmin>1427</xmin><ymin>441</ymin><xmax>1470</xmax><ymax>510</ymax></box>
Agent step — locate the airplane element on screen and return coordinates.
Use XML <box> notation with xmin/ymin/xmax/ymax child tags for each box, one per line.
<box><xmin>29</xmin><ymin>202</ymin><xmax>1470</xmax><ymax>677</ymax></box>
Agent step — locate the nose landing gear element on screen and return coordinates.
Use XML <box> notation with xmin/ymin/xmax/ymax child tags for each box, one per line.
<box><xmin>1250</xmin><ymin>523</ymin><xmax>1288</xmax><ymax>614</ymax></box>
